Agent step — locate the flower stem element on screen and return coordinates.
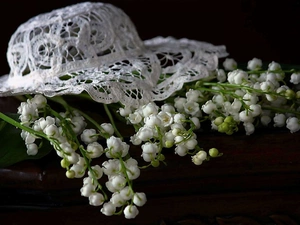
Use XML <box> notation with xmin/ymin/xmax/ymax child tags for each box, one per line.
<box><xmin>104</xmin><ymin>104</ymin><xmax>123</xmax><ymax>140</ymax></box>
<box><xmin>262</xmin><ymin>105</ymin><xmax>300</xmax><ymax>116</ymax></box>
<box><xmin>47</xmin><ymin>96</ymin><xmax>72</xmax><ymax>112</ymax></box>
<box><xmin>46</xmin><ymin>104</ymin><xmax>108</xmax><ymax>198</ymax></box>
<box><xmin>118</xmin><ymin>156</ymin><xmax>133</xmax><ymax>192</ymax></box>
<box><xmin>0</xmin><ymin>111</ymin><xmax>47</xmax><ymax>139</ymax></box>
<box><xmin>72</xmin><ymin>107</ymin><xmax>109</xmax><ymax>139</ymax></box>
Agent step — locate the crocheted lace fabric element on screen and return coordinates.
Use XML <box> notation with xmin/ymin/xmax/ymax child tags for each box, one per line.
<box><xmin>0</xmin><ymin>2</ymin><xmax>228</xmax><ymax>107</ymax></box>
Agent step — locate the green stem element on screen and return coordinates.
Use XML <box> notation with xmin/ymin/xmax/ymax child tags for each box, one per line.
<box><xmin>200</xmin><ymin>82</ymin><xmax>286</xmax><ymax>98</ymax></box>
<box><xmin>104</xmin><ymin>104</ymin><xmax>123</xmax><ymax>140</ymax></box>
<box><xmin>48</xmin><ymin>96</ymin><xmax>72</xmax><ymax>112</ymax></box>
<box><xmin>79</xmin><ymin>144</ymin><xmax>108</xmax><ymax>200</ymax></box>
<box><xmin>0</xmin><ymin>112</ymin><xmax>47</xmax><ymax>139</ymax></box>
<box><xmin>118</xmin><ymin>156</ymin><xmax>134</xmax><ymax>193</ymax></box>
<box><xmin>71</xmin><ymin>107</ymin><xmax>109</xmax><ymax>139</ymax></box>
<box><xmin>245</xmin><ymin>69</ymin><xmax>295</xmax><ymax>75</ymax></box>
<box><xmin>154</xmin><ymin>126</ymin><xmax>166</xmax><ymax>164</ymax></box>
<box><xmin>49</xmin><ymin>96</ymin><xmax>119</xmax><ymax>140</ymax></box>
<box><xmin>262</xmin><ymin>105</ymin><xmax>300</xmax><ymax>116</ymax></box>
<box><xmin>47</xmin><ymin>105</ymin><xmax>108</xmax><ymax>198</ymax></box>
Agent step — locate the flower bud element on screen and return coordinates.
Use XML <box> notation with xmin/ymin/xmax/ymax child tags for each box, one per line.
<box><xmin>191</xmin><ymin>150</ymin><xmax>207</xmax><ymax>165</ymax></box>
<box><xmin>247</xmin><ymin>58</ymin><xmax>262</xmax><ymax>70</ymax></box>
<box><xmin>285</xmin><ymin>89</ymin><xmax>295</xmax><ymax>99</ymax></box>
<box><xmin>26</xmin><ymin>143</ymin><xmax>38</xmax><ymax>156</ymax></box>
<box><xmin>110</xmin><ymin>175</ymin><xmax>126</xmax><ymax>190</ymax></box>
<box><xmin>209</xmin><ymin>148</ymin><xmax>220</xmax><ymax>157</ymax></box>
<box><xmin>101</xmin><ymin>123</ymin><xmax>114</xmax><ymax>136</ymax></box>
<box><xmin>88</xmin><ymin>165</ymin><xmax>103</xmax><ymax>179</ymax></box>
<box><xmin>80</xmin><ymin>129</ymin><xmax>98</xmax><ymax>144</ymax></box>
<box><xmin>80</xmin><ymin>183</ymin><xmax>95</xmax><ymax>197</ymax></box>
<box><xmin>89</xmin><ymin>193</ymin><xmax>104</xmax><ymax>206</ymax></box>
<box><xmin>124</xmin><ymin>205</ymin><xmax>139</xmax><ymax>219</ymax></box>
<box><xmin>214</xmin><ymin>117</ymin><xmax>224</xmax><ymax>126</ymax></box>
<box><xmin>223</xmin><ymin>58</ymin><xmax>237</xmax><ymax>71</ymax></box>
<box><xmin>110</xmin><ymin>192</ymin><xmax>125</xmax><ymax>207</ymax></box>
<box><xmin>66</xmin><ymin>170</ymin><xmax>75</xmax><ymax>179</ymax></box>
<box><xmin>87</xmin><ymin>142</ymin><xmax>104</xmax><ymax>158</ymax></box>
<box><xmin>30</xmin><ymin>94</ymin><xmax>47</xmax><ymax>109</ymax></box>
<box><xmin>133</xmin><ymin>192</ymin><xmax>147</xmax><ymax>207</ymax></box>
<box><xmin>120</xmin><ymin>186</ymin><xmax>134</xmax><ymax>200</ymax></box>
<box><xmin>101</xmin><ymin>202</ymin><xmax>116</xmax><ymax>216</ymax></box>
<box><xmin>151</xmin><ymin>160</ymin><xmax>160</xmax><ymax>167</ymax></box>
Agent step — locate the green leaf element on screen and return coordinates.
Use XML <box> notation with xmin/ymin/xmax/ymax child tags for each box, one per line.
<box><xmin>0</xmin><ymin>113</ymin><xmax>52</xmax><ymax>168</ymax></box>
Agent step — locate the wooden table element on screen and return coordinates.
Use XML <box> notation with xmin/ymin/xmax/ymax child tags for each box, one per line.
<box><xmin>1</xmin><ymin>120</ymin><xmax>300</xmax><ymax>225</ymax></box>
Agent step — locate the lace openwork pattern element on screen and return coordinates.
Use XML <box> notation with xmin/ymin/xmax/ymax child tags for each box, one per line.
<box><xmin>0</xmin><ymin>2</ymin><xmax>228</xmax><ymax>107</ymax></box>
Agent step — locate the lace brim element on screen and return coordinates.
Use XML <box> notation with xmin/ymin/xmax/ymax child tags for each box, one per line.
<box><xmin>0</xmin><ymin>37</ymin><xmax>228</xmax><ymax>107</ymax></box>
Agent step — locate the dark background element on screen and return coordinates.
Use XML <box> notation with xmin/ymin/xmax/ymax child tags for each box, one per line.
<box><xmin>0</xmin><ymin>0</ymin><xmax>300</xmax><ymax>76</ymax></box>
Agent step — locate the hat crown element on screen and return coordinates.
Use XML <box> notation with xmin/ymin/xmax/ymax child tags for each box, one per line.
<box><xmin>7</xmin><ymin>2</ymin><xmax>143</xmax><ymax>78</ymax></box>
<box><xmin>1</xmin><ymin>2</ymin><xmax>228</xmax><ymax>106</ymax></box>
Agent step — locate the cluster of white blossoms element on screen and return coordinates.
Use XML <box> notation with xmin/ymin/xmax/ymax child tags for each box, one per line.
<box><xmin>3</xmin><ymin>57</ymin><xmax>300</xmax><ymax>219</ymax></box>
<box><xmin>188</xmin><ymin>58</ymin><xmax>300</xmax><ymax>136</ymax></box>
<box><xmin>16</xmin><ymin>95</ymin><xmax>146</xmax><ymax>219</ymax></box>
<box><xmin>117</xmin><ymin>57</ymin><xmax>300</xmax><ymax>171</ymax></box>
<box><xmin>120</xmin><ymin>100</ymin><xmax>209</xmax><ymax>167</ymax></box>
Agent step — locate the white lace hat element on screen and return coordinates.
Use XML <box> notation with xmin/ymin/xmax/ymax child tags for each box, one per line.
<box><xmin>0</xmin><ymin>2</ymin><xmax>228</xmax><ymax>107</ymax></box>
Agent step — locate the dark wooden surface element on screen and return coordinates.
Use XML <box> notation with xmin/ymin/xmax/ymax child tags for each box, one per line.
<box><xmin>1</xmin><ymin>0</ymin><xmax>300</xmax><ymax>224</ymax></box>
<box><xmin>0</xmin><ymin>125</ymin><xmax>300</xmax><ymax>225</ymax></box>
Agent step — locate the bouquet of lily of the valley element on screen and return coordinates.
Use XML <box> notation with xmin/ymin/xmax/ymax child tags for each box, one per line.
<box><xmin>0</xmin><ymin>2</ymin><xmax>300</xmax><ymax>219</ymax></box>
